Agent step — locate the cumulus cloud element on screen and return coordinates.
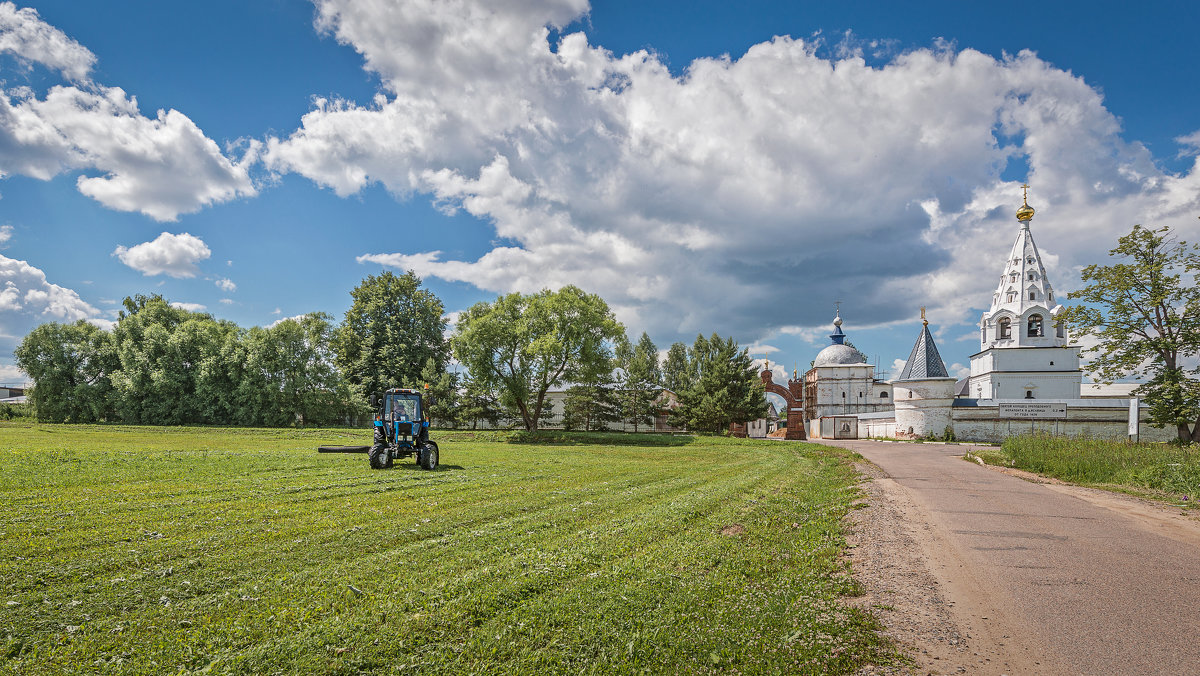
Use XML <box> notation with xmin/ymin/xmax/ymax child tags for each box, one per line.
<box><xmin>215</xmin><ymin>277</ymin><xmax>236</xmax><ymax>292</ymax></box>
<box><xmin>267</xmin><ymin>0</ymin><xmax>1200</xmax><ymax>344</ymax></box>
<box><xmin>0</xmin><ymin>252</ymin><xmax>104</xmax><ymax>368</ymax></box>
<box><xmin>0</xmin><ymin>6</ymin><xmax>256</xmax><ymax>219</ymax></box>
<box><xmin>0</xmin><ymin>2</ymin><xmax>95</xmax><ymax>80</ymax></box>
<box><xmin>267</xmin><ymin>313</ymin><xmax>308</xmax><ymax>328</ymax></box>
<box><xmin>113</xmin><ymin>232</ymin><xmax>211</xmax><ymax>278</ymax></box>
<box><xmin>0</xmin><ymin>223</ymin><xmax>10</xmax><ymax>244</ymax></box>
<box><xmin>169</xmin><ymin>301</ymin><xmax>207</xmax><ymax>313</ymax></box>
<box><xmin>0</xmin><ymin>362</ymin><xmax>27</xmax><ymax>383</ymax></box>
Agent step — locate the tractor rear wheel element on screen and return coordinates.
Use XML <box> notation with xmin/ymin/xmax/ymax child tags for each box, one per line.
<box><xmin>418</xmin><ymin>442</ymin><xmax>439</xmax><ymax>470</ymax></box>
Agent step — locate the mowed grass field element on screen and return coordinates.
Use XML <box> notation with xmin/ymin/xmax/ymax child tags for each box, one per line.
<box><xmin>0</xmin><ymin>424</ymin><xmax>898</xmax><ymax>674</ymax></box>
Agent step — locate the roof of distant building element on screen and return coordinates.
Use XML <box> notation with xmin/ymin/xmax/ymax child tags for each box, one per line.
<box><xmin>897</xmin><ymin>318</ymin><xmax>949</xmax><ymax>380</ymax></box>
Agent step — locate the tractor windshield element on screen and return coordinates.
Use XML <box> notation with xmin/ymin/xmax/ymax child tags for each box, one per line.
<box><xmin>387</xmin><ymin>394</ymin><xmax>421</xmax><ymax>421</ymax></box>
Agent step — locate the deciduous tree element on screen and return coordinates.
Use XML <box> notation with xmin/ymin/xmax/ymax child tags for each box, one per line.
<box><xmin>335</xmin><ymin>271</ymin><xmax>447</xmax><ymax>398</ymax></box>
<box><xmin>15</xmin><ymin>320</ymin><xmax>117</xmax><ymax>422</ymax></box>
<box><xmin>1064</xmin><ymin>225</ymin><xmax>1200</xmax><ymax>443</ymax></box>
<box><xmin>451</xmin><ymin>286</ymin><xmax>624</xmax><ymax>431</ymax></box>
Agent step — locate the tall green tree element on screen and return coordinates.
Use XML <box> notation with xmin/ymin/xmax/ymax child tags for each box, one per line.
<box><xmin>238</xmin><ymin>313</ymin><xmax>349</xmax><ymax>426</ymax></box>
<box><xmin>14</xmin><ymin>320</ymin><xmax>117</xmax><ymax>422</ymax></box>
<box><xmin>110</xmin><ymin>295</ymin><xmax>234</xmax><ymax>424</ymax></box>
<box><xmin>335</xmin><ymin>271</ymin><xmax>447</xmax><ymax>398</ymax></box>
<box><xmin>669</xmin><ymin>333</ymin><xmax>769</xmax><ymax>434</ymax></box>
<box><xmin>1064</xmin><ymin>225</ymin><xmax>1200</xmax><ymax>442</ymax></box>
<box><xmin>662</xmin><ymin>341</ymin><xmax>693</xmax><ymax>394</ymax></box>
<box><xmin>616</xmin><ymin>332</ymin><xmax>662</xmax><ymax>432</ymax></box>
<box><xmin>451</xmin><ymin>286</ymin><xmax>624</xmax><ymax>431</ymax></box>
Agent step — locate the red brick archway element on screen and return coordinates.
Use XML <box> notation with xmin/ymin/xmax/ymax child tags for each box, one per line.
<box><xmin>730</xmin><ymin>369</ymin><xmax>807</xmax><ymax>439</ymax></box>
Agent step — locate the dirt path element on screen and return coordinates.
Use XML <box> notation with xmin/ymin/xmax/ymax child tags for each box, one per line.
<box><xmin>822</xmin><ymin>439</ymin><xmax>1200</xmax><ymax>676</ymax></box>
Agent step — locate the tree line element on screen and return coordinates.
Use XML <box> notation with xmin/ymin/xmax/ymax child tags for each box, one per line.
<box><xmin>15</xmin><ymin>272</ymin><xmax>768</xmax><ymax>432</ymax></box>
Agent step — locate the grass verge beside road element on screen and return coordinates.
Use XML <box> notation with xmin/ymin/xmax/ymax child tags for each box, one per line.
<box><xmin>971</xmin><ymin>434</ymin><xmax>1200</xmax><ymax>507</ymax></box>
<box><xmin>1</xmin><ymin>423</ymin><xmax>900</xmax><ymax>674</ymax></box>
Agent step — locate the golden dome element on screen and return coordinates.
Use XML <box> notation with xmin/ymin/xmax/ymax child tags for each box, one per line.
<box><xmin>1016</xmin><ymin>183</ymin><xmax>1035</xmax><ymax>222</ymax></box>
<box><xmin>1016</xmin><ymin>201</ymin><xmax>1035</xmax><ymax>221</ymax></box>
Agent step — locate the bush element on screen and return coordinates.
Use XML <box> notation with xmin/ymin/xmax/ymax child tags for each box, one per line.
<box><xmin>0</xmin><ymin>402</ymin><xmax>33</xmax><ymax>421</ymax></box>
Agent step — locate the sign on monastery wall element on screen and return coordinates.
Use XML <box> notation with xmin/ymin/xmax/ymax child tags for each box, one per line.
<box><xmin>998</xmin><ymin>402</ymin><xmax>1067</xmax><ymax>419</ymax></box>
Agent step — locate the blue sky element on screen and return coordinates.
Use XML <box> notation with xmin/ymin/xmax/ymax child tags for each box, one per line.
<box><xmin>2</xmin><ymin>0</ymin><xmax>1198</xmax><ymax>386</ymax></box>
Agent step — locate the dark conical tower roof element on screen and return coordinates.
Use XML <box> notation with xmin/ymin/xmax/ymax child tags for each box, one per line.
<box><xmin>898</xmin><ymin>320</ymin><xmax>949</xmax><ymax>380</ymax></box>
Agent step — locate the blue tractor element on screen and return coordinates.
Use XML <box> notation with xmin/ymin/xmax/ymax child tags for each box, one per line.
<box><xmin>369</xmin><ymin>388</ymin><xmax>440</xmax><ymax>470</ymax></box>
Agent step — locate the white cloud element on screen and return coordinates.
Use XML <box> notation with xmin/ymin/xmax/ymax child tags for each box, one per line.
<box><xmin>0</xmin><ymin>224</ymin><xmax>11</xmax><ymax>244</ymax></box>
<box><xmin>948</xmin><ymin>362</ymin><xmax>970</xmax><ymax>380</ymax></box>
<box><xmin>0</xmin><ymin>2</ymin><xmax>95</xmax><ymax>81</ymax></box>
<box><xmin>268</xmin><ymin>1</ymin><xmax>1200</xmax><ymax>344</ymax></box>
<box><xmin>0</xmin><ymin>6</ymin><xmax>256</xmax><ymax>219</ymax></box>
<box><xmin>267</xmin><ymin>313</ymin><xmax>307</xmax><ymax>328</ymax></box>
<box><xmin>113</xmin><ymin>232</ymin><xmax>211</xmax><ymax>278</ymax></box>
<box><xmin>0</xmin><ymin>85</ymin><xmax>258</xmax><ymax>220</ymax></box>
<box><xmin>0</xmin><ymin>252</ymin><xmax>104</xmax><ymax>363</ymax></box>
<box><xmin>0</xmin><ymin>362</ymin><xmax>27</xmax><ymax>383</ymax></box>
<box><xmin>169</xmin><ymin>301</ymin><xmax>207</xmax><ymax>313</ymax></box>
<box><xmin>219</xmin><ymin>297</ymin><xmax>234</xmax><ymax>305</ymax></box>
<box><xmin>215</xmin><ymin>277</ymin><xmax>236</xmax><ymax>292</ymax></box>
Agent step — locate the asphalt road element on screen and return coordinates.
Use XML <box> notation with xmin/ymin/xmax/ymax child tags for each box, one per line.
<box><xmin>815</xmin><ymin>438</ymin><xmax>1200</xmax><ymax>676</ymax></box>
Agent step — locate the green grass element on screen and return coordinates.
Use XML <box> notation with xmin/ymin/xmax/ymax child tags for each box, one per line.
<box><xmin>979</xmin><ymin>434</ymin><xmax>1200</xmax><ymax>505</ymax></box>
<box><xmin>0</xmin><ymin>423</ymin><xmax>899</xmax><ymax>674</ymax></box>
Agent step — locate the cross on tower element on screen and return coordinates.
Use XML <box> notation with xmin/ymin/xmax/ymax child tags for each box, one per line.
<box><xmin>1021</xmin><ymin>183</ymin><xmax>1030</xmax><ymax>203</ymax></box>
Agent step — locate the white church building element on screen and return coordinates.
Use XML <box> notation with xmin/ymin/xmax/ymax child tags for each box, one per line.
<box><xmin>805</xmin><ymin>190</ymin><xmax>1174</xmax><ymax>443</ymax></box>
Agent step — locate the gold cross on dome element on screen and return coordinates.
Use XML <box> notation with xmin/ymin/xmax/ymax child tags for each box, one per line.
<box><xmin>921</xmin><ymin>306</ymin><xmax>928</xmax><ymax>326</ymax></box>
<box><xmin>1021</xmin><ymin>183</ymin><xmax>1030</xmax><ymax>203</ymax></box>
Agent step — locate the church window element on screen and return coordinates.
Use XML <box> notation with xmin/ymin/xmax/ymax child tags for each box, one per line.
<box><xmin>1056</xmin><ymin>321</ymin><xmax>1065</xmax><ymax>338</ymax></box>
<box><xmin>1007</xmin><ymin>292</ymin><xmax>1016</xmax><ymax>302</ymax></box>
<box><xmin>1025</xmin><ymin>390</ymin><xmax>1034</xmax><ymax>399</ymax></box>
<box><xmin>1028</xmin><ymin>272</ymin><xmax>1035</xmax><ymax>280</ymax></box>
<box><xmin>879</xmin><ymin>391</ymin><xmax>889</xmax><ymax>399</ymax></box>
<box><xmin>1026</xmin><ymin>256</ymin><xmax>1035</xmax><ymax>264</ymax></box>
<box><xmin>1009</xmin><ymin>272</ymin><xmax>1018</xmax><ymax>282</ymax></box>
<box><xmin>1048</xmin><ymin>291</ymin><xmax>1054</xmax><ymax>302</ymax></box>
<box><xmin>1029</xmin><ymin>291</ymin><xmax>1036</xmax><ymax>300</ymax></box>
<box><xmin>998</xmin><ymin>317</ymin><xmax>1011</xmax><ymax>338</ymax></box>
<box><xmin>1028</xmin><ymin>314</ymin><xmax>1043</xmax><ymax>337</ymax></box>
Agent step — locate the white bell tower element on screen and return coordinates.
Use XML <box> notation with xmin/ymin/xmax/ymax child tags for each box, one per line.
<box><xmin>968</xmin><ymin>186</ymin><xmax>1082</xmax><ymax>400</ymax></box>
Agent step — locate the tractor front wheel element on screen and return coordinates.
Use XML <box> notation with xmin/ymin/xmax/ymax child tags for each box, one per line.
<box><xmin>369</xmin><ymin>427</ymin><xmax>393</xmax><ymax>469</ymax></box>
<box><xmin>418</xmin><ymin>442</ymin><xmax>439</xmax><ymax>470</ymax></box>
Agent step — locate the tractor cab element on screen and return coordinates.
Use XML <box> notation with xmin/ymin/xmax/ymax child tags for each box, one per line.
<box><xmin>385</xmin><ymin>391</ymin><xmax>422</xmax><ymax>423</ymax></box>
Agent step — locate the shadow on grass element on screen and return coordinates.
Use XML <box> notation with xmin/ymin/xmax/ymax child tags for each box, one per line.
<box><xmin>383</xmin><ymin>463</ymin><xmax>467</xmax><ymax>472</ymax></box>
